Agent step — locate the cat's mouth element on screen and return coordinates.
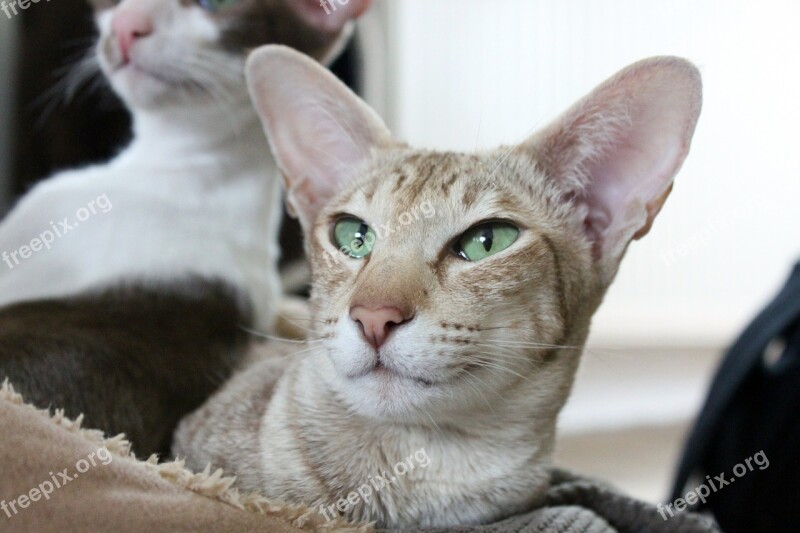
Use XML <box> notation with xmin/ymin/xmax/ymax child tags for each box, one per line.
<box><xmin>100</xmin><ymin>40</ymin><xmax>177</xmax><ymax>87</ymax></box>
<box><xmin>113</xmin><ymin>60</ymin><xmax>174</xmax><ymax>85</ymax></box>
<box><xmin>359</xmin><ymin>361</ymin><xmax>437</xmax><ymax>388</ymax></box>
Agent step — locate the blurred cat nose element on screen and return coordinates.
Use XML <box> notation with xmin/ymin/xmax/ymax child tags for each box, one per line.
<box><xmin>111</xmin><ymin>10</ymin><xmax>153</xmax><ymax>62</ymax></box>
<box><xmin>350</xmin><ymin>306</ymin><xmax>411</xmax><ymax>350</ymax></box>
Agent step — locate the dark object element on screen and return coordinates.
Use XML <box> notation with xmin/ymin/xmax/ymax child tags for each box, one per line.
<box><xmin>0</xmin><ymin>278</ymin><xmax>252</xmax><ymax>457</ymax></box>
<box><xmin>380</xmin><ymin>469</ymin><xmax>719</xmax><ymax>532</ymax></box>
<box><xmin>11</xmin><ymin>1</ymin><xmax>131</xmax><ymax>198</ymax></box>
<box><xmin>672</xmin><ymin>262</ymin><xmax>800</xmax><ymax>532</ymax></box>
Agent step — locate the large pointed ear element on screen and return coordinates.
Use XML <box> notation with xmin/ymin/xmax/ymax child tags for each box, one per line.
<box><xmin>289</xmin><ymin>0</ymin><xmax>372</xmax><ymax>36</ymax></box>
<box><xmin>522</xmin><ymin>57</ymin><xmax>702</xmax><ymax>284</ymax></box>
<box><xmin>246</xmin><ymin>45</ymin><xmax>392</xmax><ymax>231</ymax></box>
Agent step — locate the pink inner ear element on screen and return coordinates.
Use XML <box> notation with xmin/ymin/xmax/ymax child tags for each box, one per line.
<box><xmin>246</xmin><ymin>46</ymin><xmax>392</xmax><ymax>229</ymax></box>
<box><xmin>580</xmin><ymin>83</ymin><xmax>696</xmax><ymax>260</ymax></box>
<box><xmin>522</xmin><ymin>57</ymin><xmax>701</xmax><ymax>277</ymax></box>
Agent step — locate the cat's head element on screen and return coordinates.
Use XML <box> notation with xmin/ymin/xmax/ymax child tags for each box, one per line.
<box><xmin>86</xmin><ymin>0</ymin><xmax>369</xmax><ymax>110</ymax></box>
<box><xmin>248</xmin><ymin>46</ymin><xmax>702</xmax><ymax>424</ymax></box>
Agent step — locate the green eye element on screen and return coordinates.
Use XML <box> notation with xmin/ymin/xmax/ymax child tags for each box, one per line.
<box><xmin>198</xmin><ymin>0</ymin><xmax>241</xmax><ymax>12</ymax></box>
<box><xmin>455</xmin><ymin>222</ymin><xmax>519</xmax><ymax>261</ymax></box>
<box><xmin>333</xmin><ymin>217</ymin><xmax>376</xmax><ymax>259</ymax></box>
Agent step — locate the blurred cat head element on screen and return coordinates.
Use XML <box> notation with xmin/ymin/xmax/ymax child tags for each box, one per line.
<box><xmin>247</xmin><ymin>46</ymin><xmax>702</xmax><ymax>424</ymax></box>
<box><xmin>86</xmin><ymin>0</ymin><xmax>369</xmax><ymax>110</ymax></box>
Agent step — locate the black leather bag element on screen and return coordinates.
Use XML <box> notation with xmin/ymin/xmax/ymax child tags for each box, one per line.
<box><xmin>672</xmin><ymin>262</ymin><xmax>800</xmax><ymax>532</ymax></box>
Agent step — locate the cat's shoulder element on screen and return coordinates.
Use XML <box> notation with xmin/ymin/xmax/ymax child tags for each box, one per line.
<box><xmin>11</xmin><ymin>165</ymin><xmax>118</xmax><ymax>208</ymax></box>
<box><xmin>172</xmin><ymin>343</ymin><xmax>295</xmax><ymax>477</ymax></box>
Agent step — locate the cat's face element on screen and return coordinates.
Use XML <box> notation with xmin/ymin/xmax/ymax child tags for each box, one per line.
<box><xmin>248</xmin><ymin>47</ymin><xmax>702</xmax><ymax>423</ymax></box>
<box><xmin>302</xmin><ymin>151</ymin><xmax>589</xmax><ymax>421</ymax></box>
<box><xmin>87</xmin><ymin>0</ymin><xmax>368</xmax><ymax>110</ymax></box>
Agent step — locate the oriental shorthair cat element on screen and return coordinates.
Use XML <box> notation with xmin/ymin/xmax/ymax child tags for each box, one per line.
<box><xmin>174</xmin><ymin>46</ymin><xmax>702</xmax><ymax>527</ymax></box>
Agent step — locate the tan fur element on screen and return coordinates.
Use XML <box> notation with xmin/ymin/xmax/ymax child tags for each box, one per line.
<box><xmin>274</xmin><ymin>296</ymin><xmax>313</xmax><ymax>341</ymax></box>
<box><xmin>174</xmin><ymin>49</ymin><xmax>702</xmax><ymax>528</ymax></box>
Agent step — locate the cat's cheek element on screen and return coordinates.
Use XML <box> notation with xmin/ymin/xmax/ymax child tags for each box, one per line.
<box><xmin>327</xmin><ymin>345</ymin><xmax>376</xmax><ymax>381</ymax></box>
<box><xmin>94</xmin><ymin>8</ymin><xmax>114</xmax><ymax>31</ymax></box>
<box><xmin>324</xmin><ymin>324</ymin><xmax>376</xmax><ymax>378</ymax></box>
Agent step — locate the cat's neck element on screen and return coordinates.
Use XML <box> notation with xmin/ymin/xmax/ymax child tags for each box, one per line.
<box><xmin>299</xmin><ymin>351</ymin><xmax>552</xmax><ymax>455</ymax></box>
<box><xmin>264</xmin><ymin>352</ymin><xmax>553</xmax><ymax>526</ymax></box>
<box><xmin>117</xmin><ymin>99</ymin><xmax>267</xmax><ymax>172</ymax></box>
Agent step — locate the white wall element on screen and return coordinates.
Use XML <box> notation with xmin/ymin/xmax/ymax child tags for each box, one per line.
<box><xmin>383</xmin><ymin>0</ymin><xmax>800</xmax><ymax>347</ymax></box>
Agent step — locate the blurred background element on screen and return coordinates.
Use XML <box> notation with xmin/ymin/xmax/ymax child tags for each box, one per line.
<box><xmin>365</xmin><ymin>0</ymin><xmax>800</xmax><ymax>502</ymax></box>
<box><xmin>2</xmin><ymin>0</ymin><xmax>799</xmax><ymax>504</ymax></box>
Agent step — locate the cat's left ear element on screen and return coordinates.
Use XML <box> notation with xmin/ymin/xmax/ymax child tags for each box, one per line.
<box><xmin>520</xmin><ymin>57</ymin><xmax>702</xmax><ymax>284</ymax></box>
<box><xmin>290</xmin><ymin>0</ymin><xmax>372</xmax><ymax>35</ymax></box>
<box><xmin>246</xmin><ymin>45</ymin><xmax>392</xmax><ymax>230</ymax></box>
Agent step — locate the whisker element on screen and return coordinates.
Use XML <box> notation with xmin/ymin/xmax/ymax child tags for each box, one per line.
<box><xmin>464</xmin><ymin>349</ymin><xmax>534</xmax><ymax>363</ymax></box>
<box><xmin>33</xmin><ymin>48</ymin><xmax>105</xmax><ymax>127</ymax></box>
<box><xmin>460</xmin><ymin>355</ymin><xmax>535</xmax><ymax>384</ymax></box>
<box><xmin>458</xmin><ymin>369</ymin><xmax>503</xmax><ymax>411</ymax></box>
<box><xmin>475</xmin><ymin>340</ymin><xmax>582</xmax><ymax>350</ymax></box>
<box><xmin>239</xmin><ymin>325</ymin><xmax>323</xmax><ymax>345</ymax></box>
<box><xmin>424</xmin><ymin>411</ymin><xmax>445</xmax><ymax>438</ymax></box>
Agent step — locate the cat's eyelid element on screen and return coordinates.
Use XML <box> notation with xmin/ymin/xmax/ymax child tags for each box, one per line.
<box><xmin>447</xmin><ymin>219</ymin><xmax>527</xmax><ymax>262</ymax></box>
<box><xmin>328</xmin><ymin>213</ymin><xmax>373</xmax><ymax>230</ymax></box>
<box><xmin>330</xmin><ymin>212</ymin><xmax>368</xmax><ymax>222</ymax></box>
<box><xmin>457</xmin><ymin>217</ymin><xmax>526</xmax><ymax>238</ymax></box>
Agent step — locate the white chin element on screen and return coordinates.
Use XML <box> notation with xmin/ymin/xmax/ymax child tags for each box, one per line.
<box><xmin>111</xmin><ymin>67</ymin><xmax>170</xmax><ymax>109</ymax></box>
<box><xmin>342</xmin><ymin>371</ymin><xmax>439</xmax><ymax>420</ymax></box>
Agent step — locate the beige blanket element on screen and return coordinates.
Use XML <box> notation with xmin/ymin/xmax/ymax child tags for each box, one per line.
<box><xmin>0</xmin><ymin>381</ymin><xmax>366</xmax><ymax>533</ymax></box>
<box><xmin>1</xmin><ymin>380</ymin><xmax>717</xmax><ymax>532</ymax></box>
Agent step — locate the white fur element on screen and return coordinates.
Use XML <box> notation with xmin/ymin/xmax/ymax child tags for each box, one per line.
<box><xmin>0</xmin><ymin>108</ymin><xmax>281</xmax><ymax>329</ymax></box>
<box><xmin>0</xmin><ymin>1</ymin><xmax>281</xmax><ymax>330</ymax></box>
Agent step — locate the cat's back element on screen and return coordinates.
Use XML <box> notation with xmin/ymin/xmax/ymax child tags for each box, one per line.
<box><xmin>0</xmin><ymin>154</ymin><xmax>281</xmax><ymax>326</ymax></box>
<box><xmin>0</xmin><ymin>277</ymin><xmax>252</xmax><ymax>456</ymax></box>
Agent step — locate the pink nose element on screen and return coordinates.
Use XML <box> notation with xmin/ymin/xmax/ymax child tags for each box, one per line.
<box><xmin>111</xmin><ymin>9</ymin><xmax>153</xmax><ymax>62</ymax></box>
<box><xmin>350</xmin><ymin>306</ymin><xmax>410</xmax><ymax>350</ymax></box>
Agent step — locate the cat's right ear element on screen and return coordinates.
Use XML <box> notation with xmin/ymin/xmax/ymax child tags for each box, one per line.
<box><xmin>520</xmin><ymin>57</ymin><xmax>702</xmax><ymax>285</ymax></box>
<box><xmin>246</xmin><ymin>45</ymin><xmax>392</xmax><ymax>230</ymax></box>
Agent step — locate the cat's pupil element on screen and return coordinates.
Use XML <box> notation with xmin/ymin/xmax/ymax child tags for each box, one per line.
<box><xmin>479</xmin><ymin>226</ymin><xmax>494</xmax><ymax>252</ymax></box>
<box><xmin>351</xmin><ymin>223</ymin><xmax>369</xmax><ymax>250</ymax></box>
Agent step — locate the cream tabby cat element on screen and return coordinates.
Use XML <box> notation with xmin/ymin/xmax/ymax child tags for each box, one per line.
<box><xmin>174</xmin><ymin>46</ymin><xmax>702</xmax><ymax>528</ymax></box>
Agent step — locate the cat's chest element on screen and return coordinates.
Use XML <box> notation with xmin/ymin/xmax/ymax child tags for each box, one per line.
<box><xmin>318</xmin><ymin>440</ymin><xmax>548</xmax><ymax>527</ymax></box>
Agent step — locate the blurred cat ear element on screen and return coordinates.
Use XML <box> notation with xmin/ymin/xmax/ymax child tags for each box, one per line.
<box><xmin>521</xmin><ymin>56</ymin><xmax>702</xmax><ymax>283</ymax></box>
<box><xmin>290</xmin><ymin>0</ymin><xmax>372</xmax><ymax>35</ymax></box>
<box><xmin>246</xmin><ymin>45</ymin><xmax>392</xmax><ymax>230</ymax></box>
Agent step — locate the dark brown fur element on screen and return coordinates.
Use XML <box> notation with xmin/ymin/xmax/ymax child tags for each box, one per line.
<box><xmin>0</xmin><ymin>278</ymin><xmax>252</xmax><ymax>457</ymax></box>
<box><xmin>217</xmin><ymin>1</ymin><xmax>340</xmax><ymax>60</ymax></box>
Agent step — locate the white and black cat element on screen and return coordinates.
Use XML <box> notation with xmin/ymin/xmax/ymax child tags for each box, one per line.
<box><xmin>0</xmin><ymin>0</ymin><xmax>369</xmax><ymax>456</ymax></box>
